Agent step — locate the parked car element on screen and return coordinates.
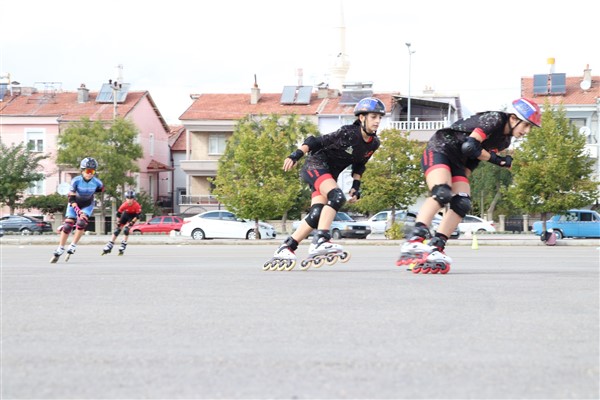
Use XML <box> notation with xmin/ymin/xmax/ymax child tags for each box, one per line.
<box><xmin>181</xmin><ymin>210</ymin><xmax>276</xmax><ymax>240</ymax></box>
<box><xmin>431</xmin><ymin>214</ymin><xmax>461</xmax><ymax>239</ymax></box>
<box><xmin>458</xmin><ymin>215</ymin><xmax>496</xmax><ymax>233</ymax></box>
<box><xmin>291</xmin><ymin>211</ymin><xmax>371</xmax><ymax>239</ymax></box>
<box><xmin>131</xmin><ymin>216</ymin><xmax>184</xmax><ymax>235</ymax></box>
<box><xmin>0</xmin><ymin>215</ymin><xmax>53</xmax><ymax>235</ymax></box>
<box><xmin>532</xmin><ymin>209</ymin><xmax>600</xmax><ymax>239</ymax></box>
<box><xmin>366</xmin><ymin>210</ymin><xmax>417</xmax><ymax>234</ymax></box>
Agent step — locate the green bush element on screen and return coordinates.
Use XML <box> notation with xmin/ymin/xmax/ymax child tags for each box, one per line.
<box><xmin>21</xmin><ymin>193</ymin><xmax>67</xmax><ymax>214</ymax></box>
<box><xmin>384</xmin><ymin>222</ymin><xmax>405</xmax><ymax>240</ymax></box>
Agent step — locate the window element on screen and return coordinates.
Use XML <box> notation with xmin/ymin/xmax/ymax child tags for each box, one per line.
<box><xmin>27</xmin><ymin>179</ymin><xmax>44</xmax><ymax>195</ymax></box>
<box><xmin>26</xmin><ymin>130</ymin><xmax>44</xmax><ymax>152</ymax></box>
<box><xmin>209</xmin><ymin>134</ymin><xmax>227</xmax><ymax>155</ymax></box>
<box><xmin>149</xmin><ymin>133</ymin><xmax>155</xmax><ymax>156</ymax></box>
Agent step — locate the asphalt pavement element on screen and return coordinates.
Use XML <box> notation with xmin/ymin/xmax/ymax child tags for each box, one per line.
<box><xmin>1</xmin><ymin>238</ymin><xmax>599</xmax><ymax>399</ymax></box>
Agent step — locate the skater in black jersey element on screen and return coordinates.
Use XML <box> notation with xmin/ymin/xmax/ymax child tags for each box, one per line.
<box><xmin>264</xmin><ymin>97</ymin><xmax>386</xmax><ymax>271</ymax></box>
<box><xmin>398</xmin><ymin>98</ymin><xmax>542</xmax><ymax>273</ymax></box>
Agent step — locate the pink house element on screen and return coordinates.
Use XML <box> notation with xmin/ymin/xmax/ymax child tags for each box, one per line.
<box><xmin>0</xmin><ymin>82</ymin><xmax>173</xmax><ymax>217</ymax></box>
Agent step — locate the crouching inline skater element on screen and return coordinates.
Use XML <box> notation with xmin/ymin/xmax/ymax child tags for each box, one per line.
<box><xmin>102</xmin><ymin>190</ymin><xmax>141</xmax><ymax>256</ymax></box>
<box><xmin>397</xmin><ymin>98</ymin><xmax>542</xmax><ymax>274</ymax></box>
<box><xmin>51</xmin><ymin>157</ymin><xmax>105</xmax><ymax>263</ymax></box>
<box><xmin>263</xmin><ymin>97</ymin><xmax>385</xmax><ymax>271</ymax></box>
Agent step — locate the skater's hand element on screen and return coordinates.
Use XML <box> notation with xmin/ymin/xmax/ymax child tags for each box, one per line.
<box><xmin>489</xmin><ymin>152</ymin><xmax>512</xmax><ymax>168</ymax></box>
<box><xmin>348</xmin><ymin>189</ymin><xmax>360</xmax><ymax>203</ymax></box>
<box><xmin>283</xmin><ymin>157</ymin><xmax>297</xmax><ymax>171</ymax></box>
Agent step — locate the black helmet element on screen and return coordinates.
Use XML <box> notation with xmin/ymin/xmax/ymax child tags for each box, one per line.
<box><xmin>354</xmin><ymin>97</ymin><xmax>386</xmax><ymax>116</ymax></box>
<box><xmin>125</xmin><ymin>190</ymin><xmax>136</xmax><ymax>199</ymax></box>
<box><xmin>80</xmin><ymin>157</ymin><xmax>98</xmax><ymax>170</ymax></box>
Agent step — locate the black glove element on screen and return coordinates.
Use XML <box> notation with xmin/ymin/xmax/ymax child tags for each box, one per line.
<box><xmin>489</xmin><ymin>152</ymin><xmax>513</xmax><ymax>168</ymax></box>
<box><xmin>461</xmin><ymin>137</ymin><xmax>482</xmax><ymax>159</ymax></box>
<box><xmin>287</xmin><ymin>149</ymin><xmax>304</xmax><ymax>163</ymax></box>
<box><xmin>351</xmin><ymin>180</ymin><xmax>361</xmax><ymax>199</ymax></box>
<box><xmin>116</xmin><ymin>212</ymin><xmax>122</xmax><ymax>218</ymax></box>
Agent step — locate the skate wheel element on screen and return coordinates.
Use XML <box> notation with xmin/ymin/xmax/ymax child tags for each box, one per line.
<box><xmin>421</xmin><ymin>265</ymin><xmax>431</xmax><ymax>274</ymax></box>
<box><xmin>325</xmin><ymin>254</ymin><xmax>337</xmax><ymax>265</ymax></box>
<box><xmin>276</xmin><ymin>260</ymin><xmax>289</xmax><ymax>271</ymax></box>
<box><xmin>431</xmin><ymin>265</ymin><xmax>440</xmax><ymax>274</ymax></box>
<box><xmin>338</xmin><ymin>252</ymin><xmax>351</xmax><ymax>263</ymax></box>
<box><xmin>270</xmin><ymin>260</ymin><xmax>281</xmax><ymax>271</ymax></box>
<box><xmin>440</xmin><ymin>263</ymin><xmax>451</xmax><ymax>274</ymax></box>
<box><xmin>284</xmin><ymin>260</ymin><xmax>296</xmax><ymax>271</ymax></box>
<box><xmin>262</xmin><ymin>260</ymin><xmax>273</xmax><ymax>271</ymax></box>
<box><xmin>312</xmin><ymin>257</ymin><xmax>325</xmax><ymax>268</ymax></box>
<box><xmin>412</xmin><ymin>264</ymin><xmax>423</xmax><ymax>274</ymax></box>
<box><xmin>299</xmin><ymin>259</ymin><xmax>312</xmax><ymax>270</ymax></box>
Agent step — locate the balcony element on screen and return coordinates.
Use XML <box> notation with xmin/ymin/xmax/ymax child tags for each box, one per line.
<box><xmin>180</xmin><ymin>160</ymin><xmax>218</xmax><ymax>176</ymax></box>
<box><xmin>386</xmin><ymin>119</ymin><xmax>448</xmax><ymax>131</ymax></box>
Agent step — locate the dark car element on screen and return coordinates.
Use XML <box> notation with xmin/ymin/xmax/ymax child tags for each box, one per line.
<box><xmin>0</xmin><ymin>215</ymin><xmax>53</xmax><ymax>235</ymax></box>
<box><xmin>131</xmin><ymin>216</ymin><xmax>184</xmax><ymax>234</ymax></box>
<box><xmin>292</xmin><ymin>211</ymin><xmax>372</xmax><ymax>239</ymax></box>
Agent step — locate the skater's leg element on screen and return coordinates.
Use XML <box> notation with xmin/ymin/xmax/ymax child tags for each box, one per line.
<box><xmin>313</xmin><ymin>178</ymin><xmax>343</xmax><ymax>231</ymax></box>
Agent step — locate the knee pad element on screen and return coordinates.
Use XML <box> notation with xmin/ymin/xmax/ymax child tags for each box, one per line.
<box><xmin>326</xmin><ymin>188</ymin><xmax>346</xmax><ymax>211</ymax></box>
<box><xmin>76</xmin><ymin>214</ymin><xmax>89</xmax><ymax>231</ymax></box>
<box><xmin>431</xmin><ymin>184</ymin><xmax>452</xmax><ymax>207</ymax></box>
<box><xmin>450</xmin><ymin>193</ymin><xmax>472</xmax><ymax>218</ymax></box>
<box><xmin>113</xmin><ymin>227</ymin><xmax>122</xmax><ymax>236</ymax></box>
<box><xmin>61</xmin><ymin>220</ymin><xmax>74</xmax><ymax>234</ymax></box>
<box><xmin>123</xmin><ymin>226</ymin><xmax>131</xmax><ymax>236</ymax></box>
<box><xmin>304</xmin><ymin>204</ymin><xmax>324</xmax><ymax>229</ymax></box>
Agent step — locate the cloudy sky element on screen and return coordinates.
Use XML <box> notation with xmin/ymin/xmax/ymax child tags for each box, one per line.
<box><xmin>2</xmin><ymin>0</ymin><xmax>598</xmax><ymax>123</ymax></box>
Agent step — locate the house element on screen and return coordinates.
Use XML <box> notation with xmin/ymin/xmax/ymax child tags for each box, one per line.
<box><xmin>520</xmin><ymin>63</ymin><xmax>600</xmax><ymax>201</ymax></box>
<box><xmin>0</xmin><ymin>80</ymin><xmax>173</xmax><ymax>222</ymax></box>
<box><xmin>178</xmin><ymin>82</ymin><xmax>461</xmax><ymax>215</ymax></box>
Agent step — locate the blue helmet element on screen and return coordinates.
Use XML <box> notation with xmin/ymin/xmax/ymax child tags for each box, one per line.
<box><xmin>80</xmin><ymin>157</ymin><xmax>98</xmax><ymax>170</ymax></box>
<box><xmin>354</xmin><ymin>97</ymin><xmax>386</xmax><ymax>116</ymax></box>
<box><xmin>125</xmin><ymin>190</ymin><xmax>136</xmax><ymax>199</ymax></box>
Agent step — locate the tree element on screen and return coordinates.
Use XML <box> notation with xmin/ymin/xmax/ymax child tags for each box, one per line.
<box><xmin>21</xmin><ymin>193</ymin><xmax>67</xmax><ymax>215</ymax></box>
<box><xmin>0</xmin><ymin>142</ymin><xmax>48</xmax><ymax>214</ymax></box>
<box><xmin>469</xmin><ymin>161</ymin><xmax>513</xmax><ymax>220</ymax></box>
<box><xmin>211</xmin><ymin>114</ymin><xmax>319</xmax><ymax>234</ymax></box>
<box><xmin>353</xmin><ymin>129</ymin><xmax>426</xmax><ymax>221</ymax></box>
<box><xmin>505</xmin><ymin>101</ymin><xmax>598</xmax><ymax>234</ymax></box>
<box><xmin>57</xmin><ymin>117</ymin><xmax>144</xmax><ymax>232</ymax></box>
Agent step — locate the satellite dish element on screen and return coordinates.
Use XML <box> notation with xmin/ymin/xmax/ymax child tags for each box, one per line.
<box><xmin>57</xmin><ymin>183</ymin><xmax>70</xmax><ymax>195</ymax></box>
<box><xmin>580</xmin><ymin>79</ymin><xmax>591</xmax><ymax>90</ymax></box>
<box><xmin>579</xmin><ymin>126</ymin><xmax>591</xmax><ymax>137</ymax></box>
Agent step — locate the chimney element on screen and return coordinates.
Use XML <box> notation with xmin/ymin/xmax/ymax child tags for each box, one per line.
<box><xmin>77</xmin><ymin>83</ymin><xmax>89</xmax><ymax>103</ymax></box>
<box><xmin>317</xmin><ymin>83</ymin><xmax>329</xmax><ymax>99</ymax></box>
<box><xmin>250</xmin><ymin>74</ymin><xmax>261</xmax><ymax>104</ymax></box>
<box><xmin>581</xmin><ymin>64</ymin><xmax>592</xmax><ymax>91</ymax></box>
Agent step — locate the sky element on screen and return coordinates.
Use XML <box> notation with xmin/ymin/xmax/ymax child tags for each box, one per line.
<box><xmin>2</xmin><ymin>0</ymin><xmax>599</xmax><ymax>124</ymax></box>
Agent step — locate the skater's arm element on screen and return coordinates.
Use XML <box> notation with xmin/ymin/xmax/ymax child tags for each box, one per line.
<box><xmin>283</xmin><ymin>144</ymin><xmax>309</xmax><ymax>171</ymax></box>
<box><xmin>348</xmin><ymin>173</ymin><xmax>362</xmax><ymax>203</ymax></box>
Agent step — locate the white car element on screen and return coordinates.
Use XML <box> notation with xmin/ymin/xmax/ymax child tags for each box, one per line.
<box><xmin>181</xmin><ymin>210</ymin><xmax>277</xmax><ymax>240</ymax></box>
<box><xmin>367</xmin><ymin>210</ymin><xmax>417</xmax><ymax>234</ymax></box>
<box><xmin>458</xmin><ymin>215</ymin><xmax>496</xmax><ymax>233</ymax></box>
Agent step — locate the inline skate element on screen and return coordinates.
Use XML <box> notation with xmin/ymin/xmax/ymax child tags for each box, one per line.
<box><xmin>101</xmin><ymin>241</ymin><xmax>114</xmax><ymax>255</ymax></box>
<box><xmin>118</xmin><ymin>241</ymin><xmax>127</xmax><ymax>256</ymax></box>
<box><xmin>396</xmin><ymin>224</ymin><xmax>432</xmax><ymax>267</ymax></box>
<box><xmin>299</xmin><ymin>231</ymin><xmax>350</xmax><ymax>271</ymax></box>
<box><xmin>263</xmin><ymin>237</ymin><xmax>298</xmax><ymax>271</ymax></box>
<box><xmin>50</xmin><ymin>246</ymin><xmax>65</xmax><ymax>263</ymax></box>
<box><xmin>64</xmin><ymin>244</ymin><xmax>77</xmax><ymax>262</ymax></box>
<box><xmin>403</xmin><ymin>236</ymin><xmax>451</xmax><ymax>274</ymax></box>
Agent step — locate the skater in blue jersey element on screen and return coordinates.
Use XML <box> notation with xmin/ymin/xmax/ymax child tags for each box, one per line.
<box><xmin>398</xmin><ymin>98</ymin><xmax>542</xmax><ymax>273</ymax></box>
<box><xmin>264</xmin><ymin>97</ymin><xmax>386</xmax><ymax>271</ymax></box>
<box><xmin>50</xmin><ymin>157</ymin><xmax>104</xmax><ymax>263</ymax></box>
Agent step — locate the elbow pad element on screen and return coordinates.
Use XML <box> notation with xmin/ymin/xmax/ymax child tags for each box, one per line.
<box><xmin>303</xmin><ymin>136</ymin><xmax>322</xmax><ymax>152</ymax></box>
<box><xmin>461</xmin><ymin>137</ymin><xmax>482</xmax><ymax>159</ymax></box>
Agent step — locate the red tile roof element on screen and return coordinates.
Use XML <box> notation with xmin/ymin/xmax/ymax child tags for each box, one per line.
<box><xmin>0</xmin><ymin>90</ymin><xmax>148</xmax><ymax>121</ymax></box>
<box><xmin>168</xmin><ymin>125</ymin><xmax>186</xmax><ymax>151</ymax></box>
<box><xmin>179</xmin><ymin>92</ymin><xmax>396</xmax><ymax>120</ymax></box>
<box><xmin>521</xmin><ymin>75</ymin><xmax>600</xmax><ymax>106</ymax></box>
<box><xmin>147</xmin><ymin>159</ymin><xmax>173</xmax><ymax>171</ymax></box>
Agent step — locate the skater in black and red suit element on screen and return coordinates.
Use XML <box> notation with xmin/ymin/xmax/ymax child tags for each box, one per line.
<box><xmin>102</xmin><ymin>190</ymin><xmax>141</xmax><ymax>255</ymax></box>
<box><xmin>398</xmin><ymin>97</ymin><xmax>542</xmax><ymax>273</ymax></box>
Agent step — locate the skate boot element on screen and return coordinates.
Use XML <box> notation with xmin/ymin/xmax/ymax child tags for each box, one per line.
<box><xmin>102</xmin><ymin>241</ymin><xmax>114</xmax><ymax>255</ymax></box>
<box><xmin>118</xmin><ymin>241</ymin><xmax>127</xmax><ymax>256</ymax></box>
<box><xmin>396</xmin><ymin>224</ymin><xmax>431</xmax><ymax>267</ymax></box>
<box><xmin>65</xmin><ymin>243</ymin><xmax>77</xmax><ymax>261</ymax></box>
<box><xmin>411</xmin><ymin>237</ymin><xmax>451</xmax><ymax>274</ymax></box>
<box><xmin>50</xmin><ymin>246</ymin><xmax>65</xmax><ymax>263</ymax></box>
<box><xmin>300</xmin><ymin>230</ymin><xmax>350</xmax><ymax>270</ymax></box>
<box><xmin>263</xmin><ymin>236</ymin><xmax>298</xmax><ymax>271</ymax></box>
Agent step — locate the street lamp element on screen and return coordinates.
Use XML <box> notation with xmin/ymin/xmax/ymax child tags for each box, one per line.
<box><xmin>405</xmin><ymin>42</ymin><xmax>415</xmax><ymax>127</ymax></box>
